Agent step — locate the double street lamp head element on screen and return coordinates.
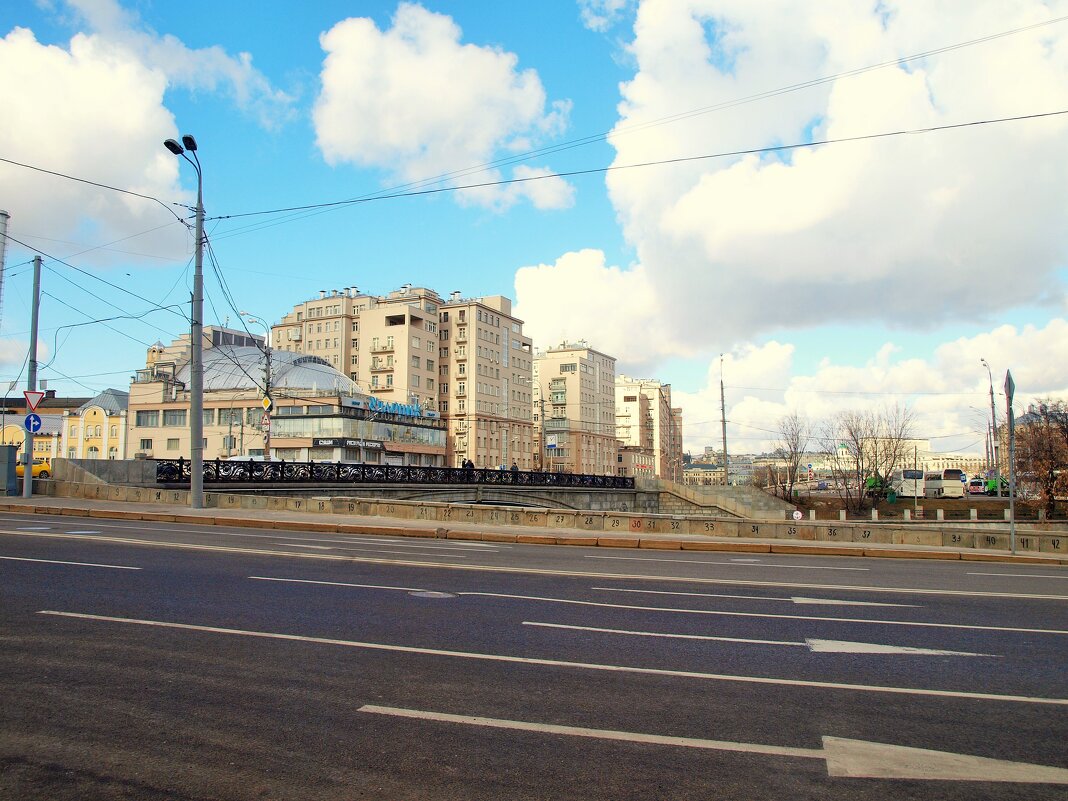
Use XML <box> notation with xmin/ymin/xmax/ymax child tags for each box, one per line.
<box><xmin>163</xmin><ymin>134</ymin><xmax>199</xmax><ymax>155</ymax></box>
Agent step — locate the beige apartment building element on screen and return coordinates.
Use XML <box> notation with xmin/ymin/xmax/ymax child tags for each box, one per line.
<box><xmin>437</xmin><ymin>292</ymin><xmax>534</xmax><ymax>469</ymax></box>
<box><xmin>534</xmin><ymin>342</ymin><xmax>618</xmax><ymax>475</ymax></box>
<box><xmin>272</xmin><ymin>285</ymin><xmax>534</xmax><ymax>469</ymax></box>
<box><xmin>615</xmin><ymin>375</ymin><xmax>684</xmax><ymax>481</ymax></box>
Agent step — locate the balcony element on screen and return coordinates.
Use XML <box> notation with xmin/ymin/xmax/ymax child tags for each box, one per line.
<box><xmin>369</xmin><ymin>384</ymin><xmax>394</xmax><ymax>393</ymax></box>
<box><xmin>545</xmin><ymin>418</ymin><xmax>569</xmax><ymax>432</ymax></box>
<box><xmin>370</xmin><ymin>343</ymin><xmax>394</xmax><ymax>353</ymax></box>
<box><xmin>453</xmin><ymin>349</ymin><xmax>467</xmax><ymax>360</ymax></box>
<box><xmin>369</xmin><ymin>362</ymin><xmax>394</xmax><ymax>372</ymax></box>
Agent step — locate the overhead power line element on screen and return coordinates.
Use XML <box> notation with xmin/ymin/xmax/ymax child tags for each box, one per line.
<box><xmin>213</xmin><ymin>109</ymin><xmax>1068</xmax><ymax>222</ymax></box>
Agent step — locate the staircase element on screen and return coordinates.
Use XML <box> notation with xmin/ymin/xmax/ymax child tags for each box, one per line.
<box><xmin>642</xmin><ymin>478</ymin><xmax>796</xmax><ymax>520</ymax></box>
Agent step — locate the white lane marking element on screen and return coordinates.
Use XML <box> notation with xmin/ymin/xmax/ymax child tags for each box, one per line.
<box><xmin>592</xmin><ymin>586</ymin><xmax>919</xmax><ymax>608</ymax></box>
<box><xmin>459</xmin><ymin>591</ymin><xmax>1068</xmax><ymax>636</ymax></box>
<box><xmin>525</xmin><ymin>622</ymin><xmax>996</xmax><ymax>657</ymax></box>
<box><xmin>15</xmin><ymin>526</ymin><xmax>51</xmax><ymax>531</ymax></box>
<box><xmin>0</xmin><ymin>555</ymin><xmax>139</xmax><ymax>570</ymax></box>
<box><xmin>221</xmin><ymin>530</ymin><xmax>498</xmax><ymax>552</ymax></box>
<box><xmin>358</xmin><ymin>704</ymin><xmax>820</xmax><ymax>760</ymax></box>
<box><xmin>250</xmin><ymin>576</ymin><xmax>429</xmax><ymax>592</ymax></box>
<box><xmin>360</xmin><ymin>706</ymin><xmax>1068</xmax><ymax>782</ymax></box>
<box><xmin>968</xmin><ymin>572</ymin><xmax>1068</xmax><ymax>580</ymax></box>
<box><xmin>524</xmin><ymin>621</ymin><xmax>806</xmax><ymax>647</ymax></box>
<box><xmin>274</xmin><ymin>543</ymin><xmax>334</xmax><ymax>550</ymax></box>
<box><xmin>328</xmin><ymin>546</ymin><xmax>467</xmax><ymax>560</ymax></box>
<box><xmin>806</xmin><ymin>639</ymin><xmax>994</xmax><ymax>657</ymax></box>
<box><xmin>730</xmin><ymin>558</ymin><xmax>762</xmax><ymax>562</ymax></box>
<box><xmin>66</xmin><ymin>530</ymin><xmax>101</xmax><ymax>535</ymax></box>
<box><xmin>586</xmin><ymin>555</ymin><xmax>868</xmax><ymax>571</ymax></box>
<box><xmin>6</xmin><ymin>529</ymin><xmax>1068</xmax><ymax>601</ymax></box>
<box><xmin>37</xmin><ymin>611</ymin><xmax>1067</xmax><ymax>706</ymax></box>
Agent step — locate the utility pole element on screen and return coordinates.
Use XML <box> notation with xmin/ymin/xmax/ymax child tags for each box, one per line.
<box><xmin>0</xmin><ymin>210</ymin><xmax>10</xmax><ymax>331</ymax></box>
<box><xmin>719</xmin><ymin>354</ymin><xmax>728</xmax><ymax>486</ymax></box>
<box><xmin>23</xmin><ymin>256</ymin><xmax>41</xmax><ymax>498</ymax></box>
<box><xmin>262</xmin><ymin>342</ymin><xmax>272</xmax><ymax>457</ymax></box>
<box><xmin>981</xmin><ymin>358</ymin><xmax>999</xmax><ymax>485</ymax></box>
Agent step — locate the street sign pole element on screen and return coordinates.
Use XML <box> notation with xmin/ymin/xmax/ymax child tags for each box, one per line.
<box><xmin>1004</xmin><ymin>370</ymin><xmax>1016</xmax><ymax>554</ymax></box>
<box><xmin>23</xmin><ymin>256</ymin><xmax>41</xmax><ymax>498</ymax></box>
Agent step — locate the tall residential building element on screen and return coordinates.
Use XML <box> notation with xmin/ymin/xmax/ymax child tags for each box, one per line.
<box><xmin>534</xmin><ymin>342</ymin><xmax>618</xmax><ymax>475</ymax></box>
<box><xmin>438</xmin><ymin>293</ymin><xmax>534</xmax><ymax>469</ymax></box>
<box><xmin>272</xmin><ymin>285</ymin><xmax>533</xmax><ymax>468</ymax></box>
<box><xmin>615</xmin><ymin>375</ymin><xmax>684</xmax><ymax>480</ymax></box>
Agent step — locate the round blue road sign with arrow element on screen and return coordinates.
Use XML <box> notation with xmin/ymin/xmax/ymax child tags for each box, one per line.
<box><xmin>24</xmin><ymin>413</ymin><xmax>42</xmax><ymax>433</ymax></box>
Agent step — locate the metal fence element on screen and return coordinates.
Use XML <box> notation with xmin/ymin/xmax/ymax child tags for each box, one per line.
<box><xmin>156</xmin><ymin>458</ymin><xmax>635</xmax><ymax>490</ymax></box>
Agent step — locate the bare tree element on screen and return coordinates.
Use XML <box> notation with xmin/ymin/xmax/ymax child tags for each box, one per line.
<box><xmin>1014</xmin><ymin>400</ymin><xmax>1068</xmax><ymax>518</ymax></box>
<box><xmin>776</xmin><ymin>411</ymin><xmax>811</xmax><ymax>501</ymax></box>
<box><xmin>819</xmin><ymin>404</ymin><xmax>915</xmax><ymax>515</ymax></box>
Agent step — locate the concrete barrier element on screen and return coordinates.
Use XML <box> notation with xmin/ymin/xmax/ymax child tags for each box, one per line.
<box><xmin>892</xmin><ymin>529</ymin><xmax>942</xmax><ymax>546</ymax></box>
<box><xmin>1041</xmin><ymin>535</ymin><xmax>1067</xmax><ymax>555</ymax></box>
<box><xmin>546</xmin><ymin>511</ymin><xmax>579</xmax><ymax>530</ymax></box>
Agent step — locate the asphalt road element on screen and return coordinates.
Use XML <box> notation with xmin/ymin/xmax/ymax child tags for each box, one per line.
<box><xmin>1</xmin><ymin>510</ymin><xmax>1067</xmax><ymax>800</ymax></box>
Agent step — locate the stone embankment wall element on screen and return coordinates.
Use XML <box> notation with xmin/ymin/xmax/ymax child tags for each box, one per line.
<box><xmin>35</xmin><ymin>479</ymin><xmax>1068</xmax><ymax>557</ymax></box>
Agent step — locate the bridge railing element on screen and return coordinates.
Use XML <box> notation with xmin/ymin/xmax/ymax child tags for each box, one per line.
<box><xmin>155</xmin><ymin>458</ymin><xmax>635</xmax><ymax>490</ymax></box>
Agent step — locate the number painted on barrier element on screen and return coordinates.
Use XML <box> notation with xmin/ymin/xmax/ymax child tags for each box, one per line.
<box><xmin>528</xmin><ymin>514</ymin><xmax>541</xmax><ymax>524</ymax></box>
<box><xmin>787</xmin><ymin>527</ymin><xmax>797</xmax><ymax>537</ymax></box>
<box><xmin>510</xmin><ymin>512</ymin><xmax>521</xmax><ymax>523</ymax></box>
<box><xmin>584</xmin><ymin>516</ymin><xmax>594</xmax><ymax>526</ymax></box>
<box><xmin>556</xmin><ymin>515</ymin><xmax>566</xmax><ymax>524</ymax></box>
<box><xmin>950</xmin><ymin>534</ymin><xmax>962</xmax><ymax>544</ymax></box>
<box><xmin>630</xmin><ymin>518</ymin><xmax>642</xmax><ymax>530</ymax></box>
<box><xmin>489</xmin><ymin>511</ymin><xmax>501</xmax><ymax>521</ymax></box>
<box><xmin>704</xmin><ymin>521</ymin><xmax>716</xmax><ymax>532</ymax></box>
<box><xmin>861</xmin><ymin>529</ymin><xmax>871</xmax><ymax>539</ymax></box>
<box><xmin>385</xmin><ymin>504</ymin><xmax>395</xmax><ymax>514</ymax></box>
<box><xmin>1020</xmin><ymin>537</ymin><xmax>1031</xmax><ymax>549</ymax></box>
<box><xmin>828</xmin><ymin>528</ymin><xmax>838</xmax><ymax>538</ymax></box>
<box><xmin>611</xmin><ymin>519</ymin><xmax>620</xmax><ymax>528</ymax></box>
<box><xmin>348</xmin><ymin>503</ymin><xmax>356</xmax><ymax>513</ymax></box>
<box><xmin>671</xmin><ymin>521</ymin><xmax>680</xmax><ymax>531</ymax></box>
<box><xmin>465</xmin><ymin>510</ymin><xmax>474</xmax><ymax>519</ymax></box>
<box><xmin>985</xmin><ymin>535</ymin><xmax>998</xmax><ymax>547</ymax></box>
<box><xmin>751</xmin><ymin>525</ymin><xmax>760</xmax><ymax>535</ymax></box>
<box><xmin>441</xmin><ymin>509</ymin><xmax>452</xmax><ymax>520</ymax></box>
<box><xmin>417</xmin><ymin>507</ymin><xmax>429</xmax><ymax>518</ymax></box>
<box><xmin>1053</xmin><ymin>538</ymin><xmax>1063</xmax><ymax>549</ymax></box>
<box><xmin>318</xmin><ymin>501</ymin><xmax>327</xmax><ymax>512</ymax></box>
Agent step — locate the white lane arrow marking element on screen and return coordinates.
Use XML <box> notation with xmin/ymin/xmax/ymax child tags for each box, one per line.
<box><xmin>822</xmin><ymin>736</ymin><xmax>1068</xmax><ymax>782</ymax></box>
<box><xmin>806</xmin><ymin>639</ymin><xmax>994</xmax><ymax>656</ymax></box>
<box><xmin>358</xmin><ymin>705</ymin><xmax>1068</xmax><ymax>784</ymax></box>
<box><xmin>526</xmin><ymin>622</ymin><xmax>996</xmax><ymax>657</ymax></box>
<box><xmin>593</xmin><ymin>587</ymin><xmax>919</xmax><ymax>608</ymax></box>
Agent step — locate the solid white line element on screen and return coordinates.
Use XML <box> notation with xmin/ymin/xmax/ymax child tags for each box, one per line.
<box><xmin>4</xmin><ymin>529</ymin><xmax>1066</xmax><ymax>601</ymax></box>
<box><xmin>66</xmin><ymin>530</ymin><xmax>101</xmax><ymax>535</ymax></box>
<box><xmin>220</xmin><ymin>530</ymin><xmax>498</xmax><ymax>552</ymax></box>
<box><xmin>968</xmin><ymin>572</ymin><xmax>1068</xmax><ymax>579</ymax></box>
<box><xmin>327</xmin><ymin>546</ymin><xmax>468</xmax><ymax>560</ymax></box>
<box><xmin>249</xmin><ymin>576</ymin><xmax>429</xmax><ymax>592</ymax></box>
<box><xmin>15</xmin><ymin>526</ymin><xmax>51</xmax><ymax>531</ymax></box>
<box><xmin>586</xmin><ymin>555</ymin><xmax>868</xmax><ymax>571</ymax></box>
<box><xmin>523</xmin><ymin>621</ymin><xmax>805</xmax><ymax>647</ymax></box>
<box><xmin>36</xmin><ymin>610</ymin><xmax>1068</xmax><ymax>706</ymax></box>
<box><xmin>591</xmin><ymin>586</ymin><xmax>918</xmax><ymax>608</ymax></box>
<box><xmin>274</xmin><ymin>543</ymin><xmax>334</xmax><ymax>550</ymax></box>
<box><xmin>358</xmin><ymin>705</ymin><xmax>822</xmax><ymax>759</ymax></box>
<box><xmin>458</xmin><ymin>591</ymin><xmax>1068</xmax><ymax>636</ymax></box>
<box><xmin>0</xmin><ymin>555</ymin><xmax>139</xmax><ymax>570</ymax></box>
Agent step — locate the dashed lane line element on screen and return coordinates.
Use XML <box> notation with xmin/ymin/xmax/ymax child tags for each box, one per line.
<box><xmin>0</xmin><ymin>555</ymin><xmax>140</xmax><ymax>570</ymax></box>
<box><xmin>36</xmin><ymin>610</ymin><xmax>1066</xmax><ymax>706</ymax></box>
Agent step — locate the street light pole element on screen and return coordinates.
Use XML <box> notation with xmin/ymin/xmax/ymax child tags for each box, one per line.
<box><xmin>240</xmin><ymin>313</ymin><xmax>272</xmax><ymax>457</ymax></box>
<box><xmin>980</xmin><ymin>358</ymin><xmax>999</xmax><ymax>487</ymax></box>
<box><xmin>164</xmin><ymin>135</ymin><xmax>204</xmax><ymax>508</ymax></box>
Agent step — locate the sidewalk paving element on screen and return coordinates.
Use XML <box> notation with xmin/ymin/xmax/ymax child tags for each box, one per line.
<box><xmin>2</xmin><ymin>495</ymin><xmax>1066</xmax><ymax>567</ymax></box>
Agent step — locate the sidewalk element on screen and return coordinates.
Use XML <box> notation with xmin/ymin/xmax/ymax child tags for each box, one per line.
<box><xmin>2</xmin><ymin>495</ymin><xmax>1066</xmax><ymax>566</ymax></box>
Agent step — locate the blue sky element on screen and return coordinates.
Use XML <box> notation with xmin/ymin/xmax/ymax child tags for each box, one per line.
<box><xmin>2</xmin><ymin>0</ymin><xmax>1067</xmax><ymax>455</ymax></box>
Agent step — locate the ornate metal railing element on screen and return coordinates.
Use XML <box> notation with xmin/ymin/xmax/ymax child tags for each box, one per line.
<box><xmin>156</xmin><ymin>458</ymin><xmax>635</xmax><ymax>490</ymax></box>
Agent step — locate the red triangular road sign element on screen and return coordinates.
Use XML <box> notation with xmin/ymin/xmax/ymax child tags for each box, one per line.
<box><xmin>23</xmin><ymin>390</ymin><xmax>45</xmax><ymax>411</ymax></box>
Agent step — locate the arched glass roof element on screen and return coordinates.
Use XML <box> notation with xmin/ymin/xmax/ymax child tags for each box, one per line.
<box><xmin>175</xmin><ymin>347</ymin><xmax>359</xmax><ymax>395</ymax></box>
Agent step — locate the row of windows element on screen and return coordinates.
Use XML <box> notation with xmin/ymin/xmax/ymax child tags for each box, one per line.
<box><xmin>66</xmin><ymin>425</ymin><xmax>119</xmax><ymax>438</ymax></box>
<box><xmin>136</xmin><ymin>408</ymin><xmax>266</xmax><ymax>427</ymax></box>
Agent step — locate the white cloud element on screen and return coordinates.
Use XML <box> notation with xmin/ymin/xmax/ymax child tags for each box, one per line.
<box><xmin>673</xmin><ymin>319</ymin><xmax>1068</xmax><ymax>456</ymax></box>
<box><xmin>518</xmin><ymin>0</ymin><xmax>1068</xmax><ymax>361</ymax></box>
<box><xmin>313</xmin><ymin>2</ymin><xmax>573</xmax><ymax>210</ymax></box>
<box><xmin>579</xmin><ymin>0</ymin><xmax>634</xmax><ymax>32</ymax></box>
<box><xmin>65</xmin><ymin>0</ymin><xmax>294</xmax><ymax>127</ymax></box>
<box><xmin>0</xmin><ymin>0</ymin><xmax>294</xmax><ymax>266</ymax></box>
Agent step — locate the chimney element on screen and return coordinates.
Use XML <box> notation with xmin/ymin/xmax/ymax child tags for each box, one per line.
<box><xmin>319</xmin><ymin>290</ymin><xmax>326</xmax><ymax>299</ymax></box>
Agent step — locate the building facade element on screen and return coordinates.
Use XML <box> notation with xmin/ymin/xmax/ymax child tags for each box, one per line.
<box><xmin>615</xmin><ymin>375</ymin><xmax>683</xmax><ymax>480</ymax></box>
<box><xmin>128</xmin><ymin>327</ymin><xmax>445</xmax><ymax>466</ymax></box>
<box><xmin>534</xmin><ymin>342</ymin><xmax>618</xmax><ymax>475</ymax></box>
<box><xmin>273</xmin><ymin>285</ymin><xmax>535</xmax><ymax>470</ymax></box>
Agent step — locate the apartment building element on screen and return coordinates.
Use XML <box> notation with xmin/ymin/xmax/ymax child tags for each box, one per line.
<box><xmin>534</xmin><ymin>342</ymin><xmax>618</xmax><ymax>475</ymax></box>
<box><xmin>615</xmin><ymin>375</ymin><xmax>684</xmax><ymax>480</ymax></box>
<box><xmin>273</xmin><ymin>285</ymin><xmax>533</xmax><ymax>468</ymax></box>
<box><xmin>437</xmin><ymin>293</ymin><xmax>534</xmax><ymax>469</ymax></box>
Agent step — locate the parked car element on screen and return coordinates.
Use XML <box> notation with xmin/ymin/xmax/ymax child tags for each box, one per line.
<box><xmin>16</xmin><ymin>458</ymin><xmax>51</xmax><ymax>479</ymax></box>
<box><xmin>968</xmin><ymin>478</ymin><xmax>986</xmax><ymax>495</ymax></box>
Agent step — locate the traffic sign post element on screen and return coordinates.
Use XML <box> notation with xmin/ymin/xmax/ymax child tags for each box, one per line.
<box><xmin>23</xmin><ymin>390</ymin><xmax>44</xmax><ymax>411</ymax></box>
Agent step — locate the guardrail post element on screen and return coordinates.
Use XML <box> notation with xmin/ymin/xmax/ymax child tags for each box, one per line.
<box><xmin>969</xmin><ymin>508</ymin><xmax>978</xmax><ymax>521</ymax></box>
<box><xmin>838</xmin><ymin>509</ymin><xmax>846</xmax><ymax>521</ymax></box>
<box><xmin>936</xmin><ymin>508</ymin><xmax>944</xmax><ymax>521</ymax></box>
<box><xmin>903</xmin><ymin>509</ymin><xmax>911</xmax><ymax>521</ymax></box>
